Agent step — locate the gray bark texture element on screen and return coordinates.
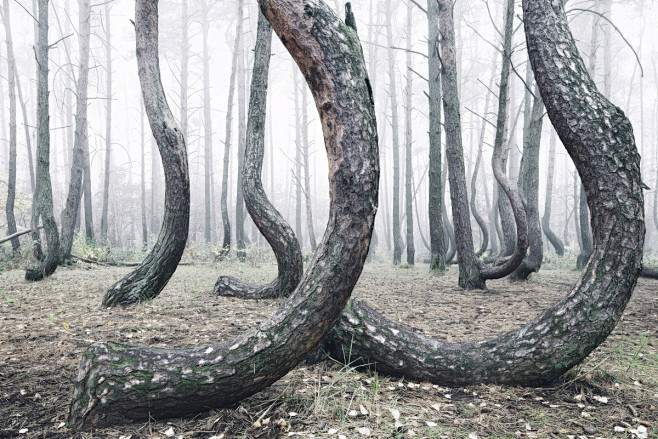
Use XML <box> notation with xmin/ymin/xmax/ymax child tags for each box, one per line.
<box><xmin>219</xmin><ymin>0</ymin><xmax>243</xmax><ymax>259</ymax></box>
<box><xmin>100</xmin><ymin>4</ymin><xmax>112</xmax><ymax>243</ymax></box>
<box><xmin>439</xmin><ymin>0</ymin><xmax>482</xmax><ymax>288</ymax></box>
<box><xmin>318</xmin><ymin>0</ymin><xmax>644</xmax><ymax>387</ymax></box>
<box><xmin>427</xmin><ymin>0</ymin><xmax>445</xmax><ymax>272</ymax></box>
<box><xmin>541</xmin><ymin>128</ymin><xmax>565</xmax><ymax>255</ymax></box>
<box><xmin>59</xmin><ymin>0</ymin><xmax>91</xmax><ymax>260</ymax></box>
<box><xmin>404</xmin><ymin>0</ymin><xmax>414</xmax><ymax>265</ymax></box>
<box><xmin>510</xmin><ymin>83</ymin><xmax>544</xmax><ymax>281</ymax></box>
<box><xmin>25</xmin><ymin>0</ymin><xmax>60</xmax><ymax>281</ymax></box>
<box><xmin>2</xmin><ymin>0</ymin><xmax>19</xmax><ymax>252</ymax></box>
<box><xmin>141</xmin><ymin>102</ymin><xmax>148</xmax><ymax>249</ymax></box>
<box><xmin>236</xmin><ymin>14</ymin><xmax>248</xmax><ymax>261</ymax></box>
<box><xmin>101</xmin><ymin>0</ymin><xmax>190</xmax><ymax>307</ymax></box>
<box><xmin>67</xmin><ymin>0</ymin><xmax>378</xmax><ymax>428</ymax></box>
<box><xmin>213</xmin><ymin>11</ymin><xmax>303</xmax><ymax>300</ymax></box>
<box><xmin>302</xmin><ymin>86</ymin><xmax>317</xmax><ymax>250</ymax></box>
<box><xmin>385</xmin><ymin>0</ymin><xmax>402</xmax><ymax>265</ymax></box>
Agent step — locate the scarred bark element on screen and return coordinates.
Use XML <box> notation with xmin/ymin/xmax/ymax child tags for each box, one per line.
<box><xmin>320</xmin><ymin>0</ymin><xmax>644</xmax><ymax>387</ymax></box>
<box><xmin>214</xmin><ymin>11</ymin><xmax>303</xmax><ymax>299</ymax></box>
<box><xmin>68</xmin><ymin>0</ymin><xmax>377</xmax><ymax>428</ymax></box>
<box><xmin>101</xmin><ymin>0</ymin><xmax>190</xmax><ymax>307</ymax></box>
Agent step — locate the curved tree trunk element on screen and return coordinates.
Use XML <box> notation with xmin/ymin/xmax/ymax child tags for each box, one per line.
<box><xmin>60</xmin><ymin>0</ymin><xmax>90</xmax><ymax>261</ymax></box>
<box><xmin>470</xmin><ymin>142</ymin><xmax>488</xmax><ymax>258</ymax></box>
<box><xmin>2</xmin><ymin>0</ymin><xmax>19</xmax><ymax>252</ymax></box>
<box><xmin>68</xmin><ymin>0</ymin><xmax>378</xmax><ymax>428</ymax></box>
<box><xmin>541</xmin><ymin>129</ymin><xmax>565</xmax><ymax>255</ymax></box>
<box><xmin>213</xmin><ymin>11</ymin><xmax>303</xmax><ymax>300</ymax></box>
<box><xmin>100</xmin><ymin>0</ymin><xmax>190</xmax><ymax>307</ymax></box>
<box><xmin>510</xmin><ymin>82</ymin><xmax>544</xmax><ymax>281</ymax></box>
<box><xmin>319</xmin><ymin>0</ymin><xmax>644</xmax><ymax>386</ymax></box>
<box><xmin>236</xmin><ymin>17</ymin><xmax>249</xmax><ymax>261</ymax></box>
<box><xmin>25</xmin><ymin>0</ymin><xmax>60</xmax><ymax>281</ymax></box>
<box><xmin>219</xmin><ymin>0</ymin><xmax>243</xmax><ymax>259</ymax></box>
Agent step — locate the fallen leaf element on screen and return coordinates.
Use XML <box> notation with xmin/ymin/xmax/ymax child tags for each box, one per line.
<box><xmin>327</xmin><ymin>428</ymin><xmax>339</xmax><ymax>434</ymax></box>
<box><xmin>425</xmin><ymin>421</ymin><xmax>437</xmax><ymax>427</ymax></box>
<box><xmin>359</xmin><ymin>404</ymin><xmax>368</xmax><ymax>416</ymax></box>
<box><xmin>593</xmin><ymin>395</ymin><xmax>609</xmax><ymax>404</ymax></box>
<box><xmin>389</xmin><ymin>408</ymin><xmax>400</xmax><ymax>420</ymax></box>
<box><xmin>164</xmin><ymin>427</ymin><xmax>175</xmax><ymax>437</ymax></box>
<box><xmin>358</xmin><ymin>427</ymin><xmax>371</xmax><ymax>436</ymax></box>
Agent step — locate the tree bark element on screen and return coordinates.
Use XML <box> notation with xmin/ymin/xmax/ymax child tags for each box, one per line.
<box><xmin>510</xmin><ymin>82</ymin><xmax>543</xmax><ymax>281</ymax></box>
<box><xmin>68</xmin><ymin>0</ymin><xmax>378</xmax><ymax>428</ymax></box>
<box><xmin>219</xmin><ymin>0</ymin><xmax>243</xmax><ymax>259</ymax></box>
<box><xmin>14</xmin><ymin>64</ymin><xmax>35</xmax><ymax>193</ymax></box>
<box><xmin>319</xmin><ymin>0</ymin><xmax>644</xmax><ymax>387</ymax></box>
<box><xmin>541</xmin><ymin>128</ymin><xmax>564</xmax><ymax>255</ymax></box>
<box><xmin>385</xmin><ymin>0</ymin><xmax>402</xmax><ymax>265</ymax></box>
<box><xmin>439</xmin><ymin>0</ymin><xmax>482</xmax><ymax>287</ymax></box>
<box><xmin>101</xmin><ymin>0</ymin><xmax>190</xmax><ymax>307</ymax></box>
<box><xmin>213</xmin><ymin>11</ymin><xmax>302</xmax><ymax>300</ymax></box>
<box><xmin>140</xmin><ymin>100</ymin><xmax>148</xmax><ymax>249</ymax></box>
<box><xmin>26</xmin><ymin>0</ymin><xmax>60</xmax><ymax>281</ymax></box>
<box><xmin>404</xmin><ymin>0</ymin><xmax>414</xmax><ymax>265</ymax></box>
<box><xmin>100</xmin><ymin>3</ymin><xmax>112</xmax><ymax>243</ymax></box>
<box><xmin>427</xmin><ymin>0</ymin><xmax>445</xmax><ymax>272</ymax></box>
<box><xmin>2</xmin><ymin>0</ymin><xmax>19</xmax><ymax>252</ymax></box>
<box><xmin>202</xmin><ymin>1</ymin><xmax>213</xmax><ymax>244</ymax></box>
<box><xmin>293</xmin><ymin>67</ymin><xmax>304</xmax><ymax>248</ymax></box>
<box><xmin>235</xmin><ymin>14</ymin><xmax>248</xmax><ymax>261</ymax></box>
<box><xmin>59</xmin><ymin>0</ymin><xmax>91</xmax><ymax>260</ymax></box>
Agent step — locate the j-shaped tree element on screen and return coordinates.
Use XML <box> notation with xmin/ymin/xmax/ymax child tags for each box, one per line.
<box><xmin>318</xmin><ymin>0</ymin><xmax>644</xmax><ymax>385</ymax></box>
<box><xmin>68</xmin><ymin>0</ymin><xmax>378</xmax><ymax>428</ymax></box>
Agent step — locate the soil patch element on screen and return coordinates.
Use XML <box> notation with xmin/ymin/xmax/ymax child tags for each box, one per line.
<box><xmin>0</xmin><ymin>262</ymin><xmax>656</xmax><ymax>438</ymax></box>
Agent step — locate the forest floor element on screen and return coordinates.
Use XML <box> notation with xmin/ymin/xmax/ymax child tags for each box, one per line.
<box><xmin>0</xmin><ymin>259</ymin><xmax>656</xmax><ymax>438</ymax></box>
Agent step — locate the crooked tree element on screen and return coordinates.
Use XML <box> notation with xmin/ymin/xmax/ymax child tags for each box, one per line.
<box><xmin>68</xmin><ymin>0</ymin><xmax>378</xmax><ymax>427</ymax></box>
<box><xmin>213</xmin><ymin>10</ymin><xmax>303</xmax><ymax>299</ymax></box>
<box><xmin>100</xmin><ymin>0</ymin><xmax>190</xmax><ymax>306</ymax></box>
<box><xmin>320</xmin><ymin>0</ymin><xmax>644</xmax><ymax>386</ymax></box>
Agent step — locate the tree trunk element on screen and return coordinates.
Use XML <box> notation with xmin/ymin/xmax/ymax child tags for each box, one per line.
<box><xmin>59</xmin><ymin>0</ymin><xmax>91</xmax><ymax>260</ymax></box>
<box><xmin>427</xmin><ymin>0</ymin><xmax>445</xmax><ymax>272</ymax></box>
<box><xmin>100</xmin><ymin>4</ymin><xmax>112</xmax><ymax>243</ymax></box>
<box><xmin>541</xmin><ymin>128</ymin><xmax>565</xmax><ymax>255</ymax></box>
<box><xmin>68</xmin><ymin>0</ymin><xmax>378</xmax><ymax>427</ymax></box>
<box><xmin>293</xmin><ymin>67</ymin><xmax>303</xmax><ymax>248</ymax></box>
<box><xmin>319</xmin><ymin>0</ymin><xmax>644</xmax><ymax>388</ymax></box>
<box><xmin>202</xmin><ymin>2</ymin><xmax>213</xmax><ymax>244</ymax></box>
<box><xmin>2</xmin><ymin>0</ymin><xmax>19</xmax><ymax>252</ymax></box>
<box><xmin>14</xmin><ymin>64</ymin><xmax>35</xmax><ymax>192</ymax></box>
<box><xmin>26</xmin><ymin>0</ymin><xmax>60</xmax><ymax>281</ymax></box>
<box><xmin>140</xmin><ymin>99</ymin><xmax>148</xmax><ymax>249</ymax></box>
<box><xmin>101</xmin><ymin>0</ymin><xmax>190</xmax><ymax>307</ymax></box>
<box><xmin>439</xmin><ymin>0</ymin><xmax>483</xmax><ymax>287</ymax></box>
<box><xmin>235</xmin><ymin>16</ymin><xmax>248</xmax><ymax>261</ymax></box>
<box><xmin>301</xmin><ymin>86</ymin><xmax>317</xmax><ymax>251</ymax></box>
<box><xmin>82</xmin><ymin>126</ymin><xmax>94</xmax><ymax>241</ymax></box>
<box><xmin>220</xmin><ymin>0</ymin><xmax>243</xmax><ymax>259</ymax></box>
<box><xmin>404</xmin><ymin>0</ymin><xmax>414</xmax><ymax>265</ymax></box>
<box><xmin>213</xmin><ymin>11</ymin><xmax>302</xmax><ymax>300</ymax></box>
<box><xmin>510</xmin><ymin>81</ymin><xmax>543</xmax><ymax>281</ymax></box>
<box><xmin>385</xmin><ymin>0</ymin><xmax>402</xmax><ymax>265</ymax></box>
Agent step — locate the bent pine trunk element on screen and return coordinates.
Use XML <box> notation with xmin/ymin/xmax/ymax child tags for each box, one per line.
<box><xmin>319</xmin><ymin>0</ymin><xmax>644</xmax><ymax>387</ymax></box>
<box><xmin>101</xmin><ymin>0</ymin><xmax>190</xmax><ymax>307</ymax></box>
<box><xmin>68</xmin><ymin>0</ymin><xmax>378</xmax><ymax>428</ymax></box>
<box><xmin>214</xmin><ymin>11</ymin><xmax>303</xmax><ymax>299</ymax></box>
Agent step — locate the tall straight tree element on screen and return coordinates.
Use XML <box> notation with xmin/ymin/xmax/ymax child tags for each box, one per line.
<box><xmin>301</xmin><ymin>86</ymin><xmax>317</xmax><ymax>250</ymax></box>
<box><xmin>220</xmin><ymin>0</ymin><xmax>243</xmax><ymax>258</ymax></box>
<box><xmin>140</xmin><ymin>100</ymin><xmax>148</xmax><ymax>249</ymax></box>
<box><xmin>404</xmin><ymin>0</ymin><xmax>414</xmax><ymax>265</ymax></box>
<box><xmin>427</xmin><ymin>0</ymin><xmax>444</xmax><ymax>272</ymax></box>
<box><xmin>235</xmin><ymin>9</ymin><xmax>248</xmax><ymax>261</ymax></box>
<box><xmin>385</xmin><ymin>0</ymin><xmax>402</xmax><ymax>265</ymax></box>
<box><xmin>541</xmin><ymin>128</ymin><xmax>564</xmax><ymax>255</ymax></box>
<box><xmin>201</xmin><ymin>0</ymin><xmax>214</xmax><ymax>243</ymax></box>
<box><xmin>26</xmin><ymin>0</ymin><xmax>60</xmax><ymax>281</ymax></box>
<box><xmin>293</xmin><ymin>67</ymin><xmax>303</xmax><ymax>247</ymax></box>
<box><xmin>2</xmin><ymin>0</ymin><xmax>19</xmax><ymax>252</ymax></box>
<box><xmin>100</xmin><ymin>3</ymin><xmax>112</xmax><ymax>243</ymax></box>
<box><xmin>59</xmin><ymin>0</ymin><xmax>91</xmax><ymax>260</ymax></box>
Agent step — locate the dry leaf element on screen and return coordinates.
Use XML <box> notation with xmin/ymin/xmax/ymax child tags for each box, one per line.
<box><xmin>389</xmin><ymin>408</ymin><xmax>400</xmax><ymax>420</ymax></box>
<box><xmin>164</xmin><ymin>427</ymin><xmax>175</xmax><ymax>437</ymax></box>
<box><xmin>359</xmin><ymin>404</ymin><xmax>368</xmax><ymax>416</ymax></box>
<box><xmin>358</xmin><ymin>427</ymin><xmax>371</xmax><ymax>436</ymax></box>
